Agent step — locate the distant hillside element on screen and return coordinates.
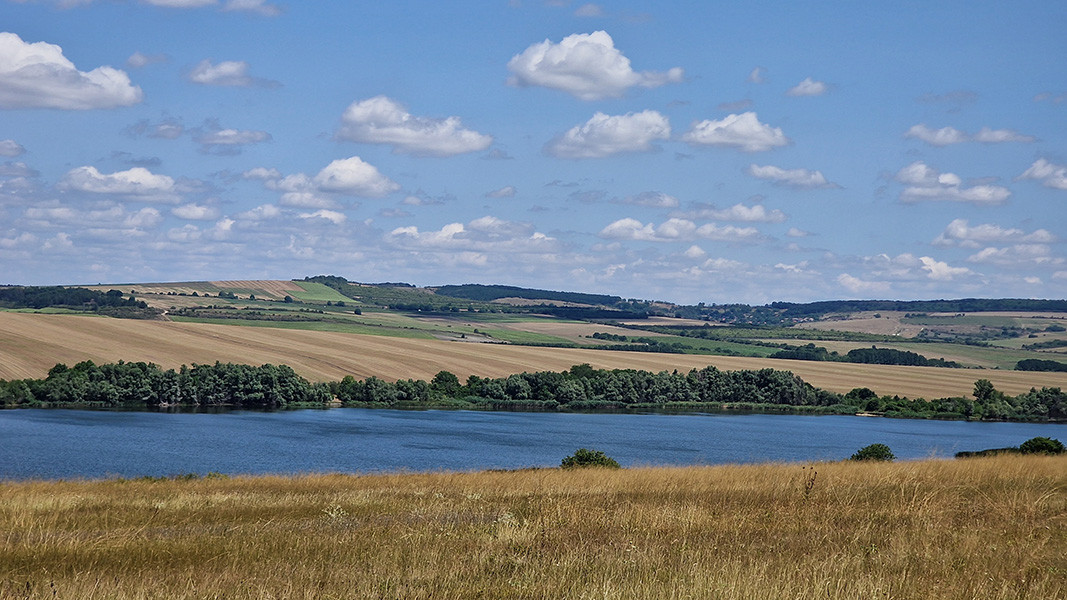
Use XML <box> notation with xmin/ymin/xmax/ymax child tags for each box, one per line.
<box><xmin>432</xmin><ymin>284</ymin><xmax>622</xmax><ymax>306</ymax></box>
<box><xmin>771</xmin><ymin>298</ymin><xmax>1067</xmax><ymax>317</ymax></box>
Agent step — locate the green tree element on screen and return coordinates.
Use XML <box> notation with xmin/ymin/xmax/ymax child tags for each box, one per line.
<box><xmin>850</xmin><ymin>443</ymin><xmax>895</xmax><ymax>462</ymax></box>
<box><xmin>1018</xmin><ymin>437</ymin><xmax>1065</xmax><ymax>455</ymax></box>
<box><xmin>561</xmin><ymin>448</ymin><xmax>620</xmax><ymax>469</ymax></box>
<box><xmin>430</xmin><ymin>370</ymin><xmax>461</xmax><ymax>396</ymax></box>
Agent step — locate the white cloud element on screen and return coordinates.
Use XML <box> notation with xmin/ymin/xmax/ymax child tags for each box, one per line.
<box><xmin>574</xmin><ymin>3</ymin><xmax>604</xmax><ymax>16</ymax></box>
<box><xmin>486</xmin><ymin>185</ymin><xmax>517</xmax><ymax>198</ymax></box>
<box><xmin>60</xmin><ymin>166</ymin><xmax>178</xmax><ymax>201</ymax></box>
<box><xmin>172</xmin><ymin>203</ymin><xmax>220</xmax><ymax>220</ymax></box>
<box><xmin>683</xmin><ymin>245</ymin><xmax>706</xmax><ymax>259</ymax></box>
<box><xmin>905</xmin><ymin>124</ymin><xmax>1034</xmax><ymax>146</ymax></box>
<box><xmin>747</xmin><ymin>67</ymin><xmax>765</xmax><ymax>84</ymax></box>
<box><xmin>187</xmin><ymin>59</ymin><xmax>277</xmax><ymax>87</ymax></box>
<box><xmin>144</xmin><ymin>0</ymin><xmax>216</xmax><ymax>6</ymax></box>
<box><xmin>700</xmin><ymin>203</ymin><xmax>786</xmax><ymax>223</ymax></box>
<box><xmin>620</xmin><ymin>191</ymin><xmax>678</xmax><ymax>208</ymax></box>
<box><xmin>967</xmin><ymin>244</ymin><xmax>1058</xmax><ymax>266</ymax></box>
<box><xmin>126</xmin><ymin>52</ymin><xmax>168</xmax><ymax>68</ymax></box>
<box><xmin>238</xmin><ymin>203</ymin><xmax>281</xmax><ymax>221</ymax></box>
<box><xmin>546</xmin><ymin>110</ymin><xmax>670</xmax><ymax>158</ymax></box>
<box><xmin>311</xmin><ymin>156</ymin><xmax>400</xmax><ymax>197</ymax></box>
<box><xmin>222</xmin><ymin>0</ymin><xmax>282</xmax><ymax>15</ymax></box>
<box><xmin>919</xmin><ymin>256</ymin><xmax>971</xmax><ymax>281</ymax></box>
<box><xmin>0</xmin><ymin>139</ymin><xmax>24</xmax><ymax>156</ymax></box>
<box><xmin>337</xmin><ymin>96</ymin><xmax>492</xmax><ymax>157</ymax></box>
<box><xmin>933</xmin><ymin>219</ymin><xmax>1054</xmax><ymax>248</ymax></box>
<box><xmin>746</xmin><ymin>164</ymin><xmax>837</xmax><ymax>188</ymax></box>
<box><xmin>973</xmin><ymin>127</ymin><xmax>1035</xmax><ymax>143</ymax></box>
<box><xmin>599</xmin><ymin>217</ymin><xmax>760</xmax><ymax>242</ymax></box>
<box><xmin>896</xmin><ymin>161</ymin><xmax>1010</xmax><ymax>205</ymax></box>
<box><xmin>837</xmin><ymin>273</ymin><xmax>891</xmax><ymax>295</ymax></box>
<box><xmin>299</xmin><ymin>209</ymin><xmax>346</xmax><ymax>225</ymax></box>
<box><xmin>242</xmin><ymin>166</ymin><xmax>282</xmax><ymax>181</ymax></box>
<box><xmin>786</xmin><ymin>77</ymin><xmax>827</xmax><ymax>97</ymax></box>
<box><xmin>1017</xmin><ymin>159</ymin><xmax>1067</xmax><ymax>190</ymax></box>
<box><xmin>904</xmin><ymin>124</ymin><xmax>968</xmax><ymax>146</ymax></box>
<box><xmin>194</xmin><ymin>127</ymin><xmax>271</xmax><ymax>153</ymax></box>
<box><xmin>507</xmin><ymin>31</ymin><xmax>683</xmax><ymax>100</ymax></box>
<box><xmin>0</xmin><ymin>32</ymin><xmax>143</xmax><ymax>109</ymax></box>
<box><xmin>787</xmin><ymin>227</ymin><xmax>811</xmax><ymax>238</ymax></box>
<box><xmin>682</xmin><ymin>112</ymin><xmax>789</xmax><ymax>152</ymax></box>
<box><xmin>387</xmin><ymin>216</ymin><xmax>557</xmax><ymax>253</ymax></box>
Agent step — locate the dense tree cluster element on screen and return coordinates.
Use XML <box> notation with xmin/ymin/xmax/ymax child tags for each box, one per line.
<box><xmin>1016</xmin><ymin>359</ymin><xmax>1067</xmax><ymax>372</ymax></box>
<box><xmin>3</xmin><ymin>362</ymin><xmax>1065</xmax><ymax>422</ymax></box>
<box><xmin>769</xmin><ymin>344</ymin><xmax>962</xmax><ymax>368</ymax></box>
<box><xmin>0</xmin><ymin>361</ymin><xmax>330</xmax><ymax>408</ymax></box>
<box><xmin>0</xmin><ymin>286</ymin><xmax>146</xmax><ymax>310</ymax></box>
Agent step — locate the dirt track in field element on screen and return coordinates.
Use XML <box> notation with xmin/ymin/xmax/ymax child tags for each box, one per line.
<box><xmin>2</xmin><ymin>312</ymin><xmax>1065</xmax><ymax>398</ymax></box>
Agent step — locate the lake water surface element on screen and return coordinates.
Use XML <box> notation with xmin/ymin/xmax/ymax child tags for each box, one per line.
<box><xmin>1</xmin><ymin>408</ymin><xmax>1062</xmax><ymax>480</ymax></box>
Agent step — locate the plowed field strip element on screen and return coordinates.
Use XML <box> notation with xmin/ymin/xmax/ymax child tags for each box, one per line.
<box><xmin>2</xmin><ymin>312</ymin><xmax>1065</xmax><ymax>398</ymax></box>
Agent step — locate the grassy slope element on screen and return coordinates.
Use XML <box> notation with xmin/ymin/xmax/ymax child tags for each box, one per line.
<box><xmin>3</xmin><ymin>312</ymin><xmax>1067</xmax><ymax>398</ymax></box>
<box><xmin>1</xmin><ymin>455</ymin><xmax>1063</xmax><ymax>599</ymax></box>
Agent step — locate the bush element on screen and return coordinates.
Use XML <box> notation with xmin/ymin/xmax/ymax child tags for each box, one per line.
<box><xmin>561</xmin><ymin>448</ymin><xmax>620</xmax><ymax>469</ymax></box>
<box><xmin>1018</xmin><ymin>437</ymin><xmax>1065</xmax><ymax>455</ymax></box>
<box><xmin>850</xmin><ymin>443</ymin><xmax>895</xmax><ymax>462</ymax></box>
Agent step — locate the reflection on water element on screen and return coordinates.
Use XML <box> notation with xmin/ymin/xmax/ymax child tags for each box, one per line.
<box><xmin>1</xmin><ymin>408</ymin><xmax>1062</xmax><ymax>480</ymax></box>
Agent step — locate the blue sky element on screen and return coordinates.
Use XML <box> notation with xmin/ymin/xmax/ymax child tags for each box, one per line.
<box><xmin>0</xmin><ymin>0</ymin><xmax>1064</xmax><ymax>304</ymax></box>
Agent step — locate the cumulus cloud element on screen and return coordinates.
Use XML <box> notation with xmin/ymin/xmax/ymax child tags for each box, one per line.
<box><xmin>919</xmin><ymin>256</ymin><xmax>971</xmax><ymax>281</ymax></box>
<box><xmin>546</xmin><ymin>110</ymin><xmax>670</xmax><ymax>158</ymax></box>
<box><xmin>221</xmin><ymin>0</ymin><xmax>282</xmax><ymax>15</ymax></box>
<box><xmin>312</xmin><ymin>156</ymin><xmax>400</xmax><ymax>197</ymax></box>
<box><xmin>60</xmin><ymin>166</ymin><xmax>178</xmax><ymax>202</ymax></box>
<box><xmin>837</xmin><ymin>273</ymin><xmax>891</xmax><ymax>295</ymax></box>
<box><xmin>933</xmin><ymin>219</ymin><xmax>1054</xmax><ymax>248</ymax></box>
<box><xmin>299</xmin><ymin>209</ymin><xmax>346</xmax><ymax>225</ymax></box>
<box><xmin>1017</xmin><ymin>159</ymin><xmax>1067</xmax><ymax>190</ymax></box>
<box><xmin>127</xmin><ymin>117</ymin><xmax>184</xmax><ymax>139</ymax></box>
<box><xmin>172</xmin><ymin>203</ymin><xmax>220</xmax><ymax>220</ymax></box>
<box><xmin>387</xmin><ymin>216</ymin><xmax>557</xmax><ymax>253</ymax></box>
<box><xmin>194</xmin><ymin>126</ymin><xmax>271</xmax><ymax>154</ymax></box>
<box><xmin>0</xmin><ymin>139</ymin><xmax>25</xmax><ymax>156</ymax></box>
<box><xmin>905</xmin><ymin>124</ymin><xmax>1034</xmax><ymax>146</ymax></box>
<box><xmin>682</xmin><ymin>112</ymin><xmax>789</xmax><ymax>152</ymax></box>
<box><xmin>746</xmin><ymin>164</ymin><xmax>838</xmax><ymax>188</ymax></box>
<box><xmin>485</xmin><ymin>186</ymin><xmax>517</xmax><ymax>198</ymax></box>
<box><xmin>786</xmin><ymin>77</ymin><xmax>828</xmax><ymax>97</ymax></box>
<box><xmin>965</xmin><ymin>244</ymin><xmax>1061</xmax><ymax>269</ymax></box>
<box><xmin>574</xmin><ymin>3</ymin><xmax>604</xmax><ymax>16</ymax></box>
<box><xmin>895</xmin><ymin>161</ymin><xmax>1010</xmax><ymax>205</ymax></box>
<box><xmin>619</xmin><ymin>191</ymin><xmax>678</xmax><ymax>208</ymax></box>
<box><xmin>0</xmin><ymin>32</ymin><xmax>143</xmax><ymax>109</ymax></box>
<box><xmin>598</xmin><ymin>217</ymin><xmax>760</xmax><ymax>242</ymax></box>
<box><xmin>337</xmin><ymin>96</ymin><xmax>492</xmax><ymax>157</ymax></box>
<box><xmin>677</xmin><ymin>202</ymin><xmax>786</xmax><ymax>223</ymax></box>
<box><xmin>507</xmin><ymin>31</ymin><xmax>683</xmax><ymax>100</ymax></box>
<box><xmin>126</xmin><ymin>52</ymin><xmax>168</xmax><ymax>68</ymax></box>
<box><xmin>187</xmin><ymin>59</ymin><xmax>278</xmax><ymax>87</ymax></box>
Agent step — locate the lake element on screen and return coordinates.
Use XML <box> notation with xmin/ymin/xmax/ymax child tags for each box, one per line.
<box><xmin>1</xmin><ymin>408</ymin><xmax>1062</xmax><ymax>480</ymax></box>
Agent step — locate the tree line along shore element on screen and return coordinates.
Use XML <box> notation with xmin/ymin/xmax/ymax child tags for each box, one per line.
<box><xmin>2</xmin><ymin>359</ymin><xmax>1065</xmax><ymax>422</ymax></box>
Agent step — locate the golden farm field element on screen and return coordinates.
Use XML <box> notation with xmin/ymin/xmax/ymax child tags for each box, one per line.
<box><xmin>3</xmin><ymin>312</ymin><xmax>1067</xmax><ymax>398</ymax></box>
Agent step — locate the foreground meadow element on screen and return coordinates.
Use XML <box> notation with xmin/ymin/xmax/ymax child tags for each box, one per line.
<box><xmin>2</xmin><ymin>456</ymin><xmax>1064</xmax><ymax>599</ymax></box>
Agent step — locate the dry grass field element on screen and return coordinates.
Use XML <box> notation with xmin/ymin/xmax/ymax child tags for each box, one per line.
<box><xmin>1</xmin><ymin>455</ymin><xmax>1064</xmax><ymax>599</ymax></box>
<box><xmin>3</xmin><ymin>312</ymin><xmax>1067</xmax><ymax>398</ymax></box>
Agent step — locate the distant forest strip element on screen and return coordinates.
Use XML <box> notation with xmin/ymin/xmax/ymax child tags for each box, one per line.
<box><xmin>2</xmin><ymin>360</ymin><xmax>1064</xmax><ymax>422</ymax></box>
<box><xmin>432</xmin><ymin>284</ymin><xmax>622</xmax><ymax>306</ymax></box>
<box><xmin>770</xmin><ymin>298</ymin><xmax>1067</xmax><ymax>317</ymax></box>
<box><xmin>768</xmin><ymin>344</ymin><xmax>963</xmax><ymax>368</ymax></box>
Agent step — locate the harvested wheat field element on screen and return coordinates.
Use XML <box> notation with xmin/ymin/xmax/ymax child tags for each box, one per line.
<box><xmin>2</xmin><ymin>312</ymin><xmax>1066</xmax><ymax>398</ymax></box>
<box><xmin>1</xmin><ymin>455</ymin><xmax>1064</xmax><ymax>599</ymax></box>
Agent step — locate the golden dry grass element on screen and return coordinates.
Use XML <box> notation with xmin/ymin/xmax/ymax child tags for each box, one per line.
<box><xmin>2</xmin><ymin>312</ymin><xmax>1066</xmax><ymax>398</ymax></box>
<box><xmin>1</xmin><ymin>455</ymin><xmax>1064</xmax><ymax>599</ymax></box>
